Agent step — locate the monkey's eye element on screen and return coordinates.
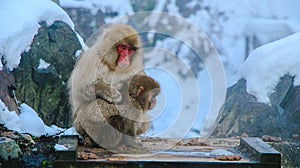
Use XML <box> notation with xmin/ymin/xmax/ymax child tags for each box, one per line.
<box><xmin>129</xmin><ymin>47</ymin><xmax>137</xmax><ymax>51</ymax></box>
<box><xmin>120</xmin><ymin>44</ymin><xmax>127</xmax><ymax>50</ymax></box>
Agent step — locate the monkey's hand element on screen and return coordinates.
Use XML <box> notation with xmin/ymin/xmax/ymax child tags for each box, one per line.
<box><xmin>94</xmin><ymin>83</ymin><xmax>123</xmax><ymax>104</ymax></box>
<box><xmin>111</xmin><ymin>87</ymin><xmax>123</xmax><ymax>104</ymax></box>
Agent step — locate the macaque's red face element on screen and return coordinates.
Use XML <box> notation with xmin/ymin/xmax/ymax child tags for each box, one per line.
<box><xmin>148</xmin><ymin>95</ymin><xmax>157</xmax><ymax>110</ymax></box>
<box><xmin>116</xmin><ymin>43</ymin><xmax>137</xmax><ymax>69</ymax></box>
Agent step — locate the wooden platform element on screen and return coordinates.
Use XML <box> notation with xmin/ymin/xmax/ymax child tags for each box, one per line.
<box><xmin>55</xmin><ymin>136</ymin><xmax>281</xmax><ymax>168</ymax></box>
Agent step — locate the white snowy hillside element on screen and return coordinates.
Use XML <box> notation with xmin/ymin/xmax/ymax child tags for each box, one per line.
<box><xmin>2</xmin><ymin>0</ymin><xmax>300</xmax><ymax>139</ymax></box>
<box><xmin>0</xmin><ymin>0</ymin><xmax>82</xmax><ymax>137</ymax></box>
<box><xmin>59</xmin><ymin>0</ymin><xmax>300</xmax><ymax>138</ymax></box>
<box><xmin>239</xmin><ymin>32</ymin><xmax>300</xmax><ymax>104</ymax></box>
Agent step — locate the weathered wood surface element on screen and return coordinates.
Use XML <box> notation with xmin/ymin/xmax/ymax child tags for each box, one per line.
<box><xmin>240</xmin><ymin>137</ymin><xmax>281</xmax><ymax>164</ymax></box>
<box><xmin>55</xmin><ymin>136</ymin><xmax>281</xmax><ymax>168</ymax></box>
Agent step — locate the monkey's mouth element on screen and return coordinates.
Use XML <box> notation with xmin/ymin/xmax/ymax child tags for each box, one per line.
<box><xmin>148</xmin><ymin>97</ymin><xmax>156</xmax><ymax>110</ymax></box>
<box><xmin>117</xmin><ymin>59</ymin><xmax>130</xmax><ymax>69</ymax></box>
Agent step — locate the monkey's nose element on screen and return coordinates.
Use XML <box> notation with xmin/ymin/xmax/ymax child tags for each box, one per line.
<box><xmin>118</xmin><ymin>56</ymin><xmax>131</xmax><ymax>69</ymax></box>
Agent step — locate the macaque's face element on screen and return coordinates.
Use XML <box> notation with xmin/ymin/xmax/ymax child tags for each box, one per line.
<box><xmin>148</xmin><ymin>92</ymin><xmax>158</xmax><ymax>110</ymax></box>
<box><xmin>129</xmin><ymin>75</ymin><xmax>160</xmax><ymax>111</ymax></box>
<box><xmin>136</xmin><ymin>86</ymin><xmax>160</xmax><ymax>111</ymax></box>
<box><xmin>116</xmin><ymin>43</ymin><xmax>137</xmax><ymax>69</ymax></box>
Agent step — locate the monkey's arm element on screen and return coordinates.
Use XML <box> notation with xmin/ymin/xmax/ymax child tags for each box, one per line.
<box><xmin>94</xmin><ymin>82</ymin><xmax>123</xmax><ymax>104</ymax></box>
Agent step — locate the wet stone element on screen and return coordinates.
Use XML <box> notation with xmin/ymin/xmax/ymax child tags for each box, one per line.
<box><xmin>0</xmin><ymin>137</ymin><xmax>22</xmax><ymax>160</ymax></box>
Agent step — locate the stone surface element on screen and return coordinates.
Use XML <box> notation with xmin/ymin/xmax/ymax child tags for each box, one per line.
<box><xmin>270</xmin><ymin>140</ymin><xmax>300</xmax><ymax>168</ymax></box>
<box><xmin>13</xmin><ymin>21</ymin><xmax>82</xmax><ymax>128</ymax></box>
<box><xmin>0</xmin><ymin>137</ymin><xmax>22</xmax><ymax>160</ymax></box>
<box><xmin>212</xmin><ymin>75</ymin><xmax>300</xmax><ymax>138</ymax></box>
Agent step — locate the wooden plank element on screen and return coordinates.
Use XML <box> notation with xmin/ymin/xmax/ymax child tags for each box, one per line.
<box><xmin>54</xmin><ymin>137</ymin><xmax>281</xmax><ymax>168</ymax></box>
<box><xmin>55</xmin><ymin>160</ymin><xmax>275</xmax><ymax>168</ymax></box>
<box><xmin>56</xmin><ymin>135</ymin><xmax>78</xmax><ymax>161</ymax></box>
<box><xmin>240</xmin><ymin>137</ymin><xmax>281</xmax><ymax>165</ymax></box>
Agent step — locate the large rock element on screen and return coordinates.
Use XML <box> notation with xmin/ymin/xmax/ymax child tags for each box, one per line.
<box><xmin>13</xmin><ymin>21</ymin><xmax>82</xmax><ymax>128</ymax></box>
<box><xmin>212</xmin><ymin>75</ymin><xmax>300</xmax><ymax>138</ymax></box>
<box><xmin>270</xmin><ymin>141</ymin><xmax>300</xmax><ymax>168</ymax></box>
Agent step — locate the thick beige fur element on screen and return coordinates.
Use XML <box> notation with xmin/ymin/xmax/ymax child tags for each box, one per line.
<box><xmin>68</xmin><ymin>24</ymin><xmax>144</xmax><ymax>119</ymax></box>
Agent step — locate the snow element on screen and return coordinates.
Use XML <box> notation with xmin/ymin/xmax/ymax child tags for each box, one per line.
<box><xmin>239</xmin><ymin>32</ymin><xmax>300</xmax><ymax>103</ymax></box>
<box><xmin>0</xmin><ymin>101</ymin><xmax>61</xmax><ymax>137</ymax></box>
<box><xmin>244</xmin><ymin>19</ymin><xmax>300</xmax><ymax>45</ymax></box>
<box><xmin>59</xmin><ymin>0</ymin><xmax>133</xmax><ymax>16</ymax></box>
<box><xmin>60</xmin><ymin>127</ymin><xmax>78</xmax><ymax>135</ymax></box>
<box><xmin>0</xmin><ymin>101</ymin><xmax>67</xmax><ymax>137</ymax></box>
<box><xmin>0</xmin><ymin>0</ymin><xmax>85</xmax><ymax>71</ymax></box>
<box><xmin>210</xmin><ymin>149</ymin><xmax>234</xmax><ymax>156</ymax></box>
<box><xmin>44</xmin><ymin>125</ymin><xmax>65</xmax><ymax>136</ymax></box>
<box><xmin>19</xmin><ymin>103</ymin><xmax>46</xmax><ymax>137</ymax></box>
<box><xmin>0</xmin><ymin>99</ymin><xmax>76</xmax><ymax>137</ymax></box>
<box><xmin>0</xmin><ymin>100</ymin><xmax>21</xmax><ymax>132</ymax></box>
<box><xmin>54</xmin><ymin>144</ymin><xmax>68</xmax><ymax>151</ymax></box>
<box><xmin>37</xmin><ymin>59</ymin><xmax>51</xmax><ymax>70</ymax></box>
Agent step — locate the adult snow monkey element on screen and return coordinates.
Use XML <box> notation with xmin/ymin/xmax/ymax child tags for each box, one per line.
<box><xmin>68</xmin><ymin>24</ymin><xmax>145</xmax><ymax>122</ymax></box>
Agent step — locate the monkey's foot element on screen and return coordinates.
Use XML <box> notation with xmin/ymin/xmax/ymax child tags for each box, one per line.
<box><xmin>112</xmin><ymin>137</ymin><xmax>149</xmax><ymax>154</ymax></box>
<box><xmin>81</xmin><ymin>135</ymin><xmax>100</xmax><ymax>148</ymax></box>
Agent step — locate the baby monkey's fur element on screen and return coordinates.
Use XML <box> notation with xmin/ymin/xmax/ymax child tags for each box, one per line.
<box><xmin>74</xmin><ymin>75</ymin><xmax>160</xmax><ymax>149</ymax></box>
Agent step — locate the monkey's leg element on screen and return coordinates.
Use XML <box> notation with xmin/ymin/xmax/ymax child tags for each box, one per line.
<box><xmin>76</xmin><ymin>100</ymin><xmax>124</xmax><ymax>150</ymax></box>
<box><xmin>113</xmin><ymin>118</ymin><xmax>142</xmax><ymax>148</ymax></box>
<box><xmin>73</xmin><ymin>105</ymin><xmax>100</xmax><ymax>147</ymax></box>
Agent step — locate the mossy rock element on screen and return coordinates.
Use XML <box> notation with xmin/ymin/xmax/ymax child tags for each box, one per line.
<box><xmin>13</xmin><ymin>21</ymin><xmax>81</xmax><ymax>128</ymax></box>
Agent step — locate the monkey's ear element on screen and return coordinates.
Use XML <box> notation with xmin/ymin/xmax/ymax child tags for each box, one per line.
<box><xmin>137</xmin><ymin>86</ymin><xmax>145</xmax><ymax>97</ymax></box>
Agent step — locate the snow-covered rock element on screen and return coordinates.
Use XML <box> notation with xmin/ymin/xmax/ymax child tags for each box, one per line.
<box><xmin>212</xmin><ymin>74</ymin><xmax>300</xmax><ymax>139</ymax></box>
<box><xmin>0</xmin><ymin>0</ymin><xmax>84</xmax><ymax>71</ymax></box>
<box><xmin>239</xmin><ymin>32</ymin><xmax>300</xmax><ymax>103</ymax></box>
<box><xmin>13</xmin><ymin>20</ymin><xmax>81</xmax><ymax>128</ymax></box>
<box><xmin>0</xmin><ymin>0</ymin><xmax>85</xmax><ymax>137</ymax></box>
